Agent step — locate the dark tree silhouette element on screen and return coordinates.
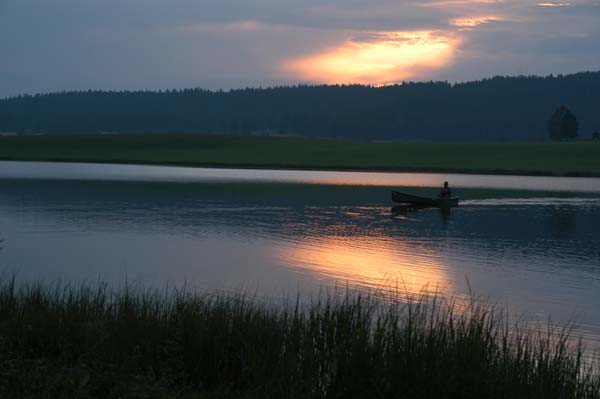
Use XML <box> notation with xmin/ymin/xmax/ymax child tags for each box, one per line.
<box><xmin>548</xmin><ymin>105</ymin><xmax>578</xmax><ymax>140</ymax></box>
<box><xmin>1</xmin><ymin>71</ymin><xmax>599</xmax><ymax>141</ymax></box>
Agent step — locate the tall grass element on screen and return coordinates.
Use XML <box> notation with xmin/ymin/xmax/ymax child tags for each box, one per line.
<box><xmin>0</xmin><ymin>278</ymin><xmax>597</xmax><ymax>399</ymax></box>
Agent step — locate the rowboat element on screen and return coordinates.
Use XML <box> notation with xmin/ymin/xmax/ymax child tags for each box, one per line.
<box><xmin>391</xmin><ymin>191</ymin><xmax>459</xmax><ymax>208</ymax></box>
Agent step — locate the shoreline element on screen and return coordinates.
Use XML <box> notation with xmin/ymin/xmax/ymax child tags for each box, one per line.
<box><xmin>1</xmin><ymin>157</ymin><xmax>600</xmax><ymax>178</ymax></box>
<box><xmin>0</xmin><ymin>133</ymin><xmax>598</xmax><ymax>178</ymax></box>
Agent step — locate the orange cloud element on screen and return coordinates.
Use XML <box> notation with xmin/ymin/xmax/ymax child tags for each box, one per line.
<box><xmin>450</xmin><ymin>15</ymin><xmax>508</xmax><ymax>27</ymax></box>
<box><xmin>282</xmin><ymin>30</ymin><xmax>460</xmax><ymax>85</ymax></box>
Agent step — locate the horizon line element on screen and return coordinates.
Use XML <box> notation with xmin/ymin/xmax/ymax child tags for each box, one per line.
<box><xmin>2</xmin><ymin>70</ymin><xmax>599</xmax><ymax>101</ymax></box>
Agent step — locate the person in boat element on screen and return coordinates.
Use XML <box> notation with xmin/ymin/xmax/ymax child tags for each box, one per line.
<box><xmin>439</xmin><ymin>181</ymin><xmax>452</xmax><ymax>198</ymax></box>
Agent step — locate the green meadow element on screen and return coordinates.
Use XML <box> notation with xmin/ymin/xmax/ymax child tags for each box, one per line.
<box><xmin>0</xmin><ymin>133</ymin><xmax>599</xmax><ymax>176</ymax></box>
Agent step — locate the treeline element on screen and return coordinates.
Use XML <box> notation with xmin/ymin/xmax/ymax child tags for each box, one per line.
<box><xmin>1</xmin><ymin>72</ymin><xmax>599</xmax><ymax>141</ymax></box>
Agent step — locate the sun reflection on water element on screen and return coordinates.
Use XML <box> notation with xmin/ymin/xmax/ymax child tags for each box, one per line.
<box><xmin>276</xmin><ymin>235</ymin><xmax>453</xmax><ymax>300</ymax></box>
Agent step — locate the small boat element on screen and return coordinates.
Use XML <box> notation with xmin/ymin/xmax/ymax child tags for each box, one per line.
<box><xmin>392</xmin><ymin>190</ymin><xmax>459</xmax><ymax>208</ymax></box>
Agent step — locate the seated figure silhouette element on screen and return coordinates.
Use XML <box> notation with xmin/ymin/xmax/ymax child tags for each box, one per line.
<box><xmin>439</xmin><ymin>181</ymin><xmax>452</xmax><ymax>199</ymax></box>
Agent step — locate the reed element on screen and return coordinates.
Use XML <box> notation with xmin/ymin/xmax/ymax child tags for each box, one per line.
<box><xmin>0</xmin><ymin>278</ymin><xmax>597</xmax><ymax>398</ymax></box>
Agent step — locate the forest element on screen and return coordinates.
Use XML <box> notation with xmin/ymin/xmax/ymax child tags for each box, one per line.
<box><xmin>1</xmin><ymin>71</ymin><xmax>599</xmax><ymax>141</ymax></box>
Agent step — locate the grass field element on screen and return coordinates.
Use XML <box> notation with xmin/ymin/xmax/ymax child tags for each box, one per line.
<box><xmin>0</xmin><ymin>279</ymin><xmax>598</xmax><ymax>398</ymax></box>
<box><xmin>0</xmin><ymin>133</ymin><xmax>599</xmax><ymax>176</ymax></box>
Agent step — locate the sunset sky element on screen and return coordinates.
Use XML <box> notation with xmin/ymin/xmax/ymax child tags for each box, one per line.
<box><xmin>1</xmin><ymin>0</ymin><xmax>599</xmax><ymax>96</ymax></box>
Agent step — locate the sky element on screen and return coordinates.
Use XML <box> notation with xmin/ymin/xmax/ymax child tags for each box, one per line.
<box><xmin>0</xmin><ymin>0</ymin><xmax>599</xmax><ymax>97</ymax></box>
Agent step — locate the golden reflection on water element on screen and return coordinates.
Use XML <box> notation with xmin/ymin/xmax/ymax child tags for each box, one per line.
<box><xmin>276</xmin><ymin>235</ymin><xmax>453</xmax><ymax>299</ymax></box>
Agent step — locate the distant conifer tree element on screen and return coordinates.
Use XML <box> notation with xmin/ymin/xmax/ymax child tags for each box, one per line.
<box><xmin>548</xmin><ymin>105</ymin><xmax>578</xmax><ymax>140</ymax></box>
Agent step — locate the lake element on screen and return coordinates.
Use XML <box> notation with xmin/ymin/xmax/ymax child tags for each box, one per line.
<box><xmin>1</xmin><ymin>161</ymin><xmax>600</xmax><ymax>352</ymax></box>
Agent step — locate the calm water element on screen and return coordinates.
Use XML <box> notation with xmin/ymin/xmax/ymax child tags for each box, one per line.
<box><xmin>1</xmin><ymin>161</ymin><xmax>600</xmax><ymax>351</ymax></box>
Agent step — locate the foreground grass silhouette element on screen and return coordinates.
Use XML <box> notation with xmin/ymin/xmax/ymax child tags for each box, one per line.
<box><xmin>0</xmin><ymin>279</ymin><xmax>598</xmax><ymax>399</ymax></box>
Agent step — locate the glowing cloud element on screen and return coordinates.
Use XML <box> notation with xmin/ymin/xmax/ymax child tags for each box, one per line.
<box><xmin>282</xmin><ymin>31</ymin><xmax>460</xmax><ymax>85</ymax></box>
<box><xmin>537</xmin><ymin>2</ymin><xmax>571</xmax><ymax>5</ymax></box>
<box><xmin>450</xmin><ymin>15</ymin><xmax>507</xmax><ymax>27</ymax></box>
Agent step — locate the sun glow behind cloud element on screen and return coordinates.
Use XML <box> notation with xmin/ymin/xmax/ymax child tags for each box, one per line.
<box><xmin>282</xmin><ymin>30</ymin><xmax>460</xmax><ymax>85</ymax></box>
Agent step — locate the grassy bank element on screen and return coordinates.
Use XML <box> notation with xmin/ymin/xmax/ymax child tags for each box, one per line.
<box><xmin>0</xmin><ymin>280</ymin><xmax>597</xmax><ymax>398</ymax></box>
<box><xmin>0</xmin><ymin>133</ymin><xmax>599</xmax><ymax>176</ymax></box>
